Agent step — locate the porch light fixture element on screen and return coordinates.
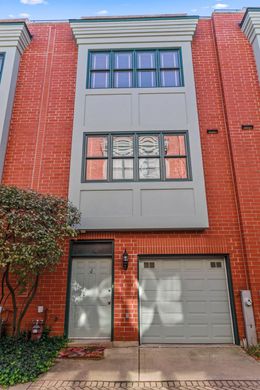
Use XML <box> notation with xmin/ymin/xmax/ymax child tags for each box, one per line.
<box><xmin>122</xmin><ymin>249</ymin><xmax>129</xmax><ymax>270</ymax></box>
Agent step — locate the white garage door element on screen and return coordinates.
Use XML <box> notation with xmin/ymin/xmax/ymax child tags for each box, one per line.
<box><xmin>139</xmin><ymin>258</ymin><xmax>234</xmax><ymax>344</ymax></box>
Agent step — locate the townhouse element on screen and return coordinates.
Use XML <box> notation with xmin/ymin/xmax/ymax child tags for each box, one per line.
<box><xmin>0</xmin><ymin>8</ymin><xmax>260</xmax><ymax>345</ymax></box>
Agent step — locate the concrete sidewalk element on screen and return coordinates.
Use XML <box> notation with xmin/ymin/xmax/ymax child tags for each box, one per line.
<box><xmin>35</xmin><ymin>346</ymin><xmax>260</xmax><ymax>382</ymax></box>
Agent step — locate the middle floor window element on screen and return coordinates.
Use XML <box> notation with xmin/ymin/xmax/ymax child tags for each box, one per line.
<box><xmin>83</xmin><ymin>132</ymin><xmax>191</xmax><ymax>182</ymax></box>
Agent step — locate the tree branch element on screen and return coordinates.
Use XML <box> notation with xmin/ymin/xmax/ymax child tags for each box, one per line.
<box><xmin>16</xmin><ymin>274</ymin><xmax>40</xmax><ymax>336</ymax></box>
<box><xmin>5</xmin><ymin>264</ymin><xmax>17</xmax><ymax>336</ymax></box>
<box><xmin>0</xmin><ymin>268</ymin><xmax>7</xmax><ymax>305</ymax></box>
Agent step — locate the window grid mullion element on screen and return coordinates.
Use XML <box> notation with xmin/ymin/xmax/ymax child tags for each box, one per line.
<box><xmin>88</xmin><ymin>49</ymin><xmax>183</xmax><ymax>89</ymax></box>
<box><xmin>110</xmin><ymin>51</ymin><xmax>113</xmax><ymax>88</ymax></box>
<box><xmin>134</xmin><ymin>133</ymin><xmax>138</xmax><ymax>181</ymax></box>
<box><xmin>159</xmin><ymin>133</ymin><xmax>165</xmax><ymax>181</ymax></box>
<box><xmin>84</xmin><ymin>132</ymin><xmax>190</xmax><ymax>182</ymax></box>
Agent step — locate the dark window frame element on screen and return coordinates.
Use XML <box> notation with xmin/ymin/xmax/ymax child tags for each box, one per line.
<box><xmin>82</xmin><ymin>131</ymin><xmax>192</xmax><ymax>183</ymax></box>
<box><xmin>87</xmin><ymin>48</ymin><xmax>184</xmax><ymax>89</ymax></box>
<box><xmin>0</xmin><ymin>53</ymin><xmax>5</xmax><ymax>83</ymax></box>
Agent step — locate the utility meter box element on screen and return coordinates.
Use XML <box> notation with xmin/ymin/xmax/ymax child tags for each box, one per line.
<box><xmin>240</xmin><ymin>290</ymin><xmax>257</xmax><ymax>346</ymax></box>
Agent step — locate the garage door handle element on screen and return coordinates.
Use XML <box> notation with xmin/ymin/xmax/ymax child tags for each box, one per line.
<box><xmin>107</xmin><ymin>301</ymin><xmax>111</xmax><ymax>305</ymax></box>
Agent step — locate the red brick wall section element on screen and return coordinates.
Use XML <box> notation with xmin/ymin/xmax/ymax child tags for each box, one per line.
<box><xmin>2</xmin><ymin>15</ymin><xmax>260</xmax><ymax>341</ymax></box>
<box><xmin>212</xmin><ymin>12</ymin><xmax>260</xmax><ymax>338</ymax></box>
<box><xmin>2</xmin><ymin>23</ymin><xmax>78</xmax><ymax>334</ymax></box>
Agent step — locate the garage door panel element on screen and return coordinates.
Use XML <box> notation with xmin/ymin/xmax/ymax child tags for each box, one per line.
<box><xmin>210</xmin><ymin>301</ymin><xmax>230</xmax><ymax>313</ymax></box>
<box><xmin>212</xmin><ymin>324</ymin><xmax>233</xmax><ymax>338</ymax></box>
<box><xmin>141</xmin><ymin>312</ymin><xmax>185</xmax><ymax>325</ymax></box>
<box><xmin>186</xmin><ymin>301</ymin><xmax>207</xmax><ymax>313</ymax></box>
<box><xmin>182</xmin><ymin>279</ymin><xmax>205</xmax><ymax>291</ymax></box>
<box><xmin>142</xmin><ymin>289</ymin><xmax>183</xmax><ymax>301</ymax></box>
<box><xmin>140</xmin><ymin>258</ymin><xmax>233</xmax><ymax>344</ymax></box>
<box><xmin>141</xmin><ymin>279</ymin><xmax>182</xmax><ymax>291</ymax></box>
<box><xmin>206</xmin><ymin>279</ymin><xmax>227</xmax><ymax>290</ymax></box>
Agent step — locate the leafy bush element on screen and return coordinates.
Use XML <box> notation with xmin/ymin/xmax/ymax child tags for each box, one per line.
<box><xmin>0</xmin><ymin>185</ymin><xmax>80</xmax><ymax>336</ymax></box>
<box><xmin>247</xmin><ymin>344</ymin><xmax>260</xmax><ymax>359</ymax></box>
<box><xmin>0</xmin><ymin>333</ymin><xmax>67</xmax><ymax>387</ymax></box>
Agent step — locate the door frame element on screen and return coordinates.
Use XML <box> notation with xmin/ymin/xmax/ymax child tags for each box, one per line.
<box><xmin>138</xmin><ymin>254</ymin><xmax>239</xmax><ymax>345</ymax></box>
<box><xmin>65</xmin><ymin>240</ymin><xmax>114</xmax><ymax>340</ymax></box>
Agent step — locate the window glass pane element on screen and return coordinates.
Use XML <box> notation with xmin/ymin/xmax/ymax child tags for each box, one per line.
<box><xmin>113</xmin><ymin>136</ymin><xmax>133</xmax><ymax>157</ymax></box>
<box><xmin>139</xmin><ymin>136</ymin><xmax>159</xmax><ymax>156</ymax></box>
<box><xmin>114</xmin><ymin>52</ymin><xmax>132</xmax><ymax>69</ymax></box>
<box><xmin>160</xmin><ymin>51</ymin><xmax>179</xmax><ymax>68</ymax></box>
<box><xmin>137</xmin><ymin>71</ymin><xmax>156</xmax><ymax>87</ymax></box>
<box><xmin>161</xmin><ymin>70</ymin><xmax>181</xmax><ymax>87</ymax></box>
<box><xmin>165</xmin><ymin>158</ymin><xmax>187</xmax><ymax>179</ymax></box>
<box><xmin>139</xmin><ymin>158</ymin><xmax>160</xmax><ymax>179</ymax></box>
<box><xmin>86</xmin><ymin>159</ymin><xmax>107</xmax><ymax>180</ymax></box>
<box><xmin>164</xmin><ymin>135</ymin><xmax>186</xmax><ymax>156</ymax></box>
<box><xmin>91</xmin><ymin>71</ymin><xmax>109</xmax><ymax>88</ymax></box>
<box><xmin>0</xmin><ymin>55</ymin><xmax>3</xmax><ymax>71</ymax></box>
<box><xmin>87</xmin><ymin>136</ymin><xmax>108</xmax><ymax>157</ymax></box>
<box><xmin>137</xmin><ymin>52</ymin><xmax>155</xmax><ymax>69</ymax></box>
<box><xmin>113</xmin><ymin>159</ymin><xmax>134</xmax><ymax>180</ymax></box>
<box><xmin>91</xmin><ymin>53</ymin><xmax>109</xmax><ymax>69</ymax></box>
<box><xmin>114</xmin><ymin>71</ymin><xmax>132</xmax><ymax>88</ymax></box>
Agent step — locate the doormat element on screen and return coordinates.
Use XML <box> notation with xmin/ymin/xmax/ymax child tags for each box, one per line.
<box><xmin>58</xmin><ymin>346</ymin><xmax>105</xmax><ymax>360</ymax></box>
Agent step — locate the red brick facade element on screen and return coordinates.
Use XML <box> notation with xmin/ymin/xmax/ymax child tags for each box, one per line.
<box><xmin>2</xmin><ymin>13</ymin><xmax>260</xmax><ymax>342</ymax></box>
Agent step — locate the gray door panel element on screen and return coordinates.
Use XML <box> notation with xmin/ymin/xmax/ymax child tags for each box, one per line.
<box><xmin>140</xmin><ymin>258</ymin><xmax>233</xmax><ymax>344</ymax></box>
<box><xmin>69</xmin><ymin>258</ymin><xmax>112</xmax><ymax>338</ymax></box>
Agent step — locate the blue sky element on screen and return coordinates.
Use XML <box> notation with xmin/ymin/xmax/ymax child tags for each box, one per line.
<box><xmin>1</xmin><ymin>0</ymin><xmax>258</xmax><ymax>21</ymax></box>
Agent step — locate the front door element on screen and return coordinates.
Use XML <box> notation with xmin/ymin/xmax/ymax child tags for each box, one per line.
<box><xmin>68</xmin><ymin>258</ymin><xmax>112</xmax><ymax>339</ymax></box>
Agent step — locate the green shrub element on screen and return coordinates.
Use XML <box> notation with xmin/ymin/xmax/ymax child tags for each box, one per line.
<box><xmin>247</xmin><ymin>344</ymin><xmax>260</xmax><ymax>359</ymax></box>
<box><xmin>0</xmin><ymin>334</ymin><xmax>67</xmax><ymax>387</ymax></box>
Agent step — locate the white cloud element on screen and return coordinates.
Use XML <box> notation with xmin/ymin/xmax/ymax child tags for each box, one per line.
<box><xmin>212</xmin><ymin>3</ymin><xmax>229</xmax><ymax>9</ymax></box>
<box><xmin>190</xmin><ymin>8</ymin><xmax>198</xmax><ymax>12</ymax></box>
<box><xmin>20</xmin><ymin>0</ymin><xmax>47</xmax><ymax>5</ymax></box>
<box><xmin>97</xmin><ymin>9</ymin><xmax>108</xmax><ymax>15</ymax></box>
<box><xmin>19</xmin><ymin>12</ymin><xmax>30</xmax><ymax>18</ymax></box>
<box><xmin>8</xmin><ymin>14</ymin><xmax>15</xmax><ymax>18</ymax></box>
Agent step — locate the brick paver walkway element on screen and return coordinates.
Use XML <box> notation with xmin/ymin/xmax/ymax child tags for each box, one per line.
<box><xmin>29</xmin><ymin>380</ymin><xmax>260</xmax><ymax>390</ymax></box>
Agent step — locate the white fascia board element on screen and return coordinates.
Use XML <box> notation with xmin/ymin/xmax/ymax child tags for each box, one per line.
<box><xmin>241</xmin><ymin>9</ymin><xmax>260</xmax><ymax>44</ymax></box>
<box><xmin>70</xmin><ymin>18</ymin><xmax>199</xmax><ymax>45</ymax></box>
<box><xmin>0</xmin><ymin>23</ymin><xmax>31</xmax><ymax>54</ymax></box>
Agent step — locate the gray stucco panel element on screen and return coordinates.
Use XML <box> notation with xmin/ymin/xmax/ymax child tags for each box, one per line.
<box><xmin>69</xmin><ymin>18</ymin><xmax>209</xmax><ymax>230</ymax></box>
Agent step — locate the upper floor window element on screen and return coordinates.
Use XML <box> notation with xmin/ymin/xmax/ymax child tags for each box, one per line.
<box><xmin>87</xmin><ymin>49</ymin><xmax>183</xmax><ymax>89</ymax></box>
<box><xmin>0</xmin><ymin>53</ymin><xmax>5</xmax><ymax>82</ymax></box>
<box><xmin>83</xmin><ymin>132</ymin><xmax>191</xmax><ymax>182</ymax></box>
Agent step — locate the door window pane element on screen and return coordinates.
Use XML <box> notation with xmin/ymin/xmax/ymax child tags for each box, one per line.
<box><xmin>139</xmin><ymin>158</ymin><xmax>160</xmax><ymax>179</ymax></box>
<box><xmin>86</xmin><ymin>159</ymin><xmax>107</xmax><ymax>180</ymax></box>
<box><xmin>165</xmin><ymin>158</ymin><xmax>187</xmax><ymax>179</ymax></box>
<box><xmin>137</xmin><ymin>71</ymin><xmax>156</xmax><ymax>88</ymax></box>
<box><xmin>113</xmin><ymin>136</ymin><xmax>133</xmax><ymax>157</ymax></box>
<box><xmin>87</xmin><ymin>136</ymin><xmax>108</xmax><ymax>157</ymax></box>
<box><xmin>139</xmin><ymin>136</ymin><xmax>159</xmax><ymax>156</ymax></box>
<box><xmin>91</xmin><ymin>53</ymin><xmax>109</xmax><ymax>69</ymax></box>
<box><xmin>160</xmin><ymin>51</ymin><xmax>179</xmax><ymax>68</ymax></box>
<box><xmin>91</xmin><ymin>71</ymin><xmax>109</xmax><ymax>88</ymax></box>
<box><xmin>137</xmin><ymin>52</ymin><xmax>155</xmax><ymax>69</ymax></box>
<box><xmin>161</xmin><ymin>70</ymin><xmax>181</xmax><ymax>87</ymax></box>
<box><xmin>113</xmin><ymin>159</ymin><xmax>134</xmax><ymax>180</ymax></box>
<box><xmin>164</xmin><ymin>135</ymin><xmax>186</xmax><ymax>156</ymax></box>
<box><xmin>114</xmin><ymin>71</ymin><xmax>132</xmax><ymax>88</ymax></box>
<box><xmin>114</xmin><ymin>52</ymin><xmax>132</xmax><ymax>69</ymax></box>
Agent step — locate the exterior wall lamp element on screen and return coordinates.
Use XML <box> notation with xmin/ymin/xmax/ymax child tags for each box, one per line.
<box><xmin>122</xmin><ymin>249</ymin><xmax>129</xmax><ymax>270</ymax></box>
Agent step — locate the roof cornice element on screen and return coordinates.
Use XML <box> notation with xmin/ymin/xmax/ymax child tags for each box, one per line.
<box><xmin>0</xmin><ymin>22</ymin><xmax>32</xmax><ymax>54</ymax></box>
<box><xmin>241</xmin><ymin>8</ymin><xmax>260</xmax><ymax>43</ymax></box>
<box><xmin>70</xmin><ymin>15</ymin><xmax>199</xmax><ymax>45</ymax></box>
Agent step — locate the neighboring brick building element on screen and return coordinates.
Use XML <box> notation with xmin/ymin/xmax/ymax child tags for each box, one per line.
<box><xmin>0</xmin><ymin>8</ymin><xmax>259</xmax><ymax>345</ymax></box>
